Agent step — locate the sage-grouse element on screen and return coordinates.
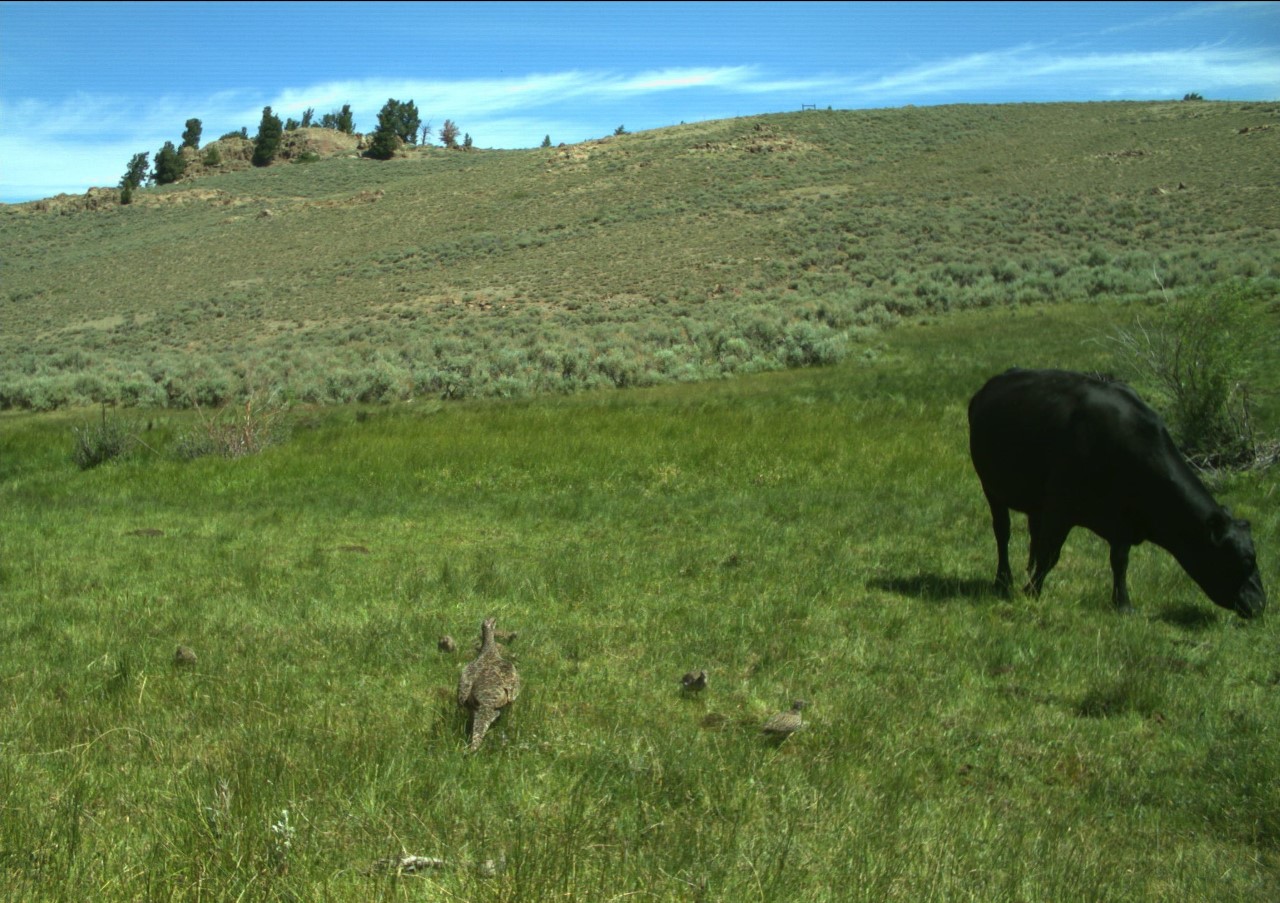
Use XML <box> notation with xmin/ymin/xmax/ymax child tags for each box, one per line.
<box><xmin>762</xmin><ymin>700</ymin><xmax>806</xmax><ymax>737</ymax></box>
<box><xmin>456</xmin><ymin>617</ymin><xmax>521</xmax><ymax>751</ymax></box>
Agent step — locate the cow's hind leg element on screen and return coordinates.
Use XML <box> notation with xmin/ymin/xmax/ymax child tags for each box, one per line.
<box><xmin>1025</xmin><ymin>513</ymin><xmax>1070</xmax><ymax>597</ymax></box>
<box><xmin>989</xmin><ymin>501</ymin><xmax>1013</xmax><ymax>596</ymax></box>
<box><xmin>1109</xmin><ymin>543</ymin><xmax>1134</xmax><ymax>613</ymax></box>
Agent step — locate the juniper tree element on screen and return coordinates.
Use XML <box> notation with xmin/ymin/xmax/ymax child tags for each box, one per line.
<box><xmin>120</xmin><ymin>152</ymin><xmax>150</xmax><ymax>191</ymax></box>
<box><xmin>378</xmin><ymin>99</ymin><xmax>421</xmax><ymax>144</ymax></box>
<box><xmin>366</xmin><ymin>125</ymin><xmax>399</xmax><ymax>160</ymax></box>
<box><xmin>152</xmin><ymin>141</ymin><xmax>185</xmax><ymax>185</ymax></box>
<box><xmin>252</xmin><ymin>106</ymin><xmax>284</xmax><ymax>166</ymax></box>
<box><xmin>320</xmin><ymin>104</ymin><xmax>355</xmax><ymax>134</ymax></box>
<box><xmin>181</xmin><ymin>118</ymin><xmax>202</xmax><ymax>149</ymax></box>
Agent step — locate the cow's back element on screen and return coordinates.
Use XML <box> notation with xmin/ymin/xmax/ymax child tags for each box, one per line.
<box><xmin>968</xmin><ymin>368</ymin><xmax>1090</xmax><ymax>512</ymax></box>
<box><xmin>969</xmin><ymin>368</ymin><xmax>1180</xmax><ymax>526</ymax></box>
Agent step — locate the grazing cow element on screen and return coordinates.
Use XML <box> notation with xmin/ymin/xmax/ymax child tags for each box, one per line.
<box><xmin>968</xmin><ymin>368</ymin><xmax>1265</xmax><ymax>618</ymax></box>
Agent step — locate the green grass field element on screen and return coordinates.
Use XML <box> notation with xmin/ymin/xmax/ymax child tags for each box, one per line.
<box><xmin>2</xmin><ymin>300</ymin><xmax>1277</xmax><ymax>901</ymax></box>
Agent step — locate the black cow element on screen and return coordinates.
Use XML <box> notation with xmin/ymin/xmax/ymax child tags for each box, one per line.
<box><xmin>968</xmin><ymin>368</ymin><xmax>1265</xmax><ymax>618</ymax></box>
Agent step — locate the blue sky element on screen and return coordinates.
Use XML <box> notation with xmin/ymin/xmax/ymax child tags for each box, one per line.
<box><xmin>1</xmin><ymin>1</ymin><xmax>1277</xmax><ymax>202</ymax></box>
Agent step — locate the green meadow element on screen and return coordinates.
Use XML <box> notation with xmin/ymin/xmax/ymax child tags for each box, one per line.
<box><xmin>2</xmin><ymin>99</ymin><xmax>1279</xmax><ymax>899</ymax></box>
<box><xmin>2</xmin><ymin>299</ymin><xmax>1278</xmax><ymax>900</ymax></box>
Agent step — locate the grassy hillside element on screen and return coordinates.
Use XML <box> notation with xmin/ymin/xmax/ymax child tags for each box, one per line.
<box><xmin>1</xmin><ymin>301</ymin><xmax>1277</xmax><ymax>901</ymax></box>
<box><xmin>2</xmin><ymin>100</ymin><xmax>1278</xmax><ymax>409</ymax></box>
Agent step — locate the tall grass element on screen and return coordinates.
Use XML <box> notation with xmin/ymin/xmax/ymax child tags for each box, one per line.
<box><xmin>1</xmin><ymin>302</ymin><xmax>1276</xmax><ymax>900</ymax></box>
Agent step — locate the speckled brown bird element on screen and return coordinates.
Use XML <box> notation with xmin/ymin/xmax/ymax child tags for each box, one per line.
<box><xmin>471</xmin><ymin>628</ymin><xmax>517</xmax><ymax>654</ymax></box>
<box><xmin>762</xmin><ymin>700</ymin><xmax>806</xmax><ymax>737</ymax></box>
<box><xmin>438</xmin><ymin>635</ymin><xmax>457</xmax><ymax>653</ymax></box>
<box><xmin>173</xmin><ymin>645</ymin><xmax>198</xmax><ymax>668</ymax></box>
<box><xmin>456</xmin><ymin>618</ymin><xmax>521</xmax><ymax>751</ymax></box>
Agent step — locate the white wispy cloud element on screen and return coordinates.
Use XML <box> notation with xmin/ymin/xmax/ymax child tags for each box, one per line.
<box><xmin>262</xmin><ymin>67</ymin><xmax>763</xmax><ymax>123</ymax></box>
<box><xmin>3</xmin><ymin>48</ymin><xmax>1277</xmax><ymax>203</ymax></box>
<box><xmin>840</xmin><ymin>44</ymin><xmax>1280</xmax><ymax>103</ymax></box>
<box><xmin>1098</xmin><ymin>1</ymin><xmax>1279</xmax><ymax>36</ymax></box>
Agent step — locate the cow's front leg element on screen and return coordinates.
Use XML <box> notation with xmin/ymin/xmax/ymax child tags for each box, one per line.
<box><xmin>1109</xmin><ymin>543</ymin><xmax>1134</xmax><ymax>613</ymax></box>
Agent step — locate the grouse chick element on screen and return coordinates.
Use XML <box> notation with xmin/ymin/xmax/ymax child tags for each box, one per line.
<box><xmin>680</xmin><ymin>670</ymin><xmax>708</xmax><ymax>693</ymax></box>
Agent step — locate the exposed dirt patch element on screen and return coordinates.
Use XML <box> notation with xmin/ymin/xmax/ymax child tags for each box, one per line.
<box><xmin>278</xmin><ymin>127</ymin><xmax>361</xmax><ymax>161</ymax></box>
<box><xmin>1093</xmin><ymin>148</ymin><xmax>1150</xmax><ymax>162</ymax></box>
<box><xmin>305</xmin><ymin>189</ymin><xmax>384</xmax><ymax>209</ymax></box>
<box><xmin>22</xmin><ymin>188</ymin><xmax>122</xmax><ymax>214</ymax></box>
<box><xmin>687</xmin><ymin>125</ymin><xmax>815</xmax><ymax>156</ymax></box>
<box><xmin>135</xmin><ymin>188</ymin><xmax>244</xmax><ymax>208</ymax></box>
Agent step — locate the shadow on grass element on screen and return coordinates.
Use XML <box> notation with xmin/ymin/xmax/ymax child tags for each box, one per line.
<box><xmin>868</xmin><ymin>573</ymin><xmax>994</xmax><ymax>604</ymax></box>
<box><xmin>1155</xmin><ymin>602</ymin><xmax>1222</xmax><ymax>631</ymax></box>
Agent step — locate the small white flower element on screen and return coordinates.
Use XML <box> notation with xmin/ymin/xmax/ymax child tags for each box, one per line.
<box><xmin>270</xmin><ymin>809</ymin><xmax>294</xmax><ymax>849</ymax></box>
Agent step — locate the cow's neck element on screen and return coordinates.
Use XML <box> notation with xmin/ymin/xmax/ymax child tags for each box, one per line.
<box><xmin>1141</xmin><ymin>459</ymin><xmax>1220</xmax><ymax>561</ymax></box>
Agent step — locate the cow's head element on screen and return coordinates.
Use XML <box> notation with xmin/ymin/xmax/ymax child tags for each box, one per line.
<box><xmin>1190</xmin><ymin>509</ymin><xmax>1266</xmax><ymax>619</ymax></box>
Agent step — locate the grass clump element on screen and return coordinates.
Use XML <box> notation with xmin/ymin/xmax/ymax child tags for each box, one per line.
<box><xmin>70</xmin><ymin>407</ymin><xmax>135</xmax><ymax>469</ymax></box>
<box><xmin>173</xmin><ymin>396</ymin><xmax>289</xmax><ymax>459</ymax></box>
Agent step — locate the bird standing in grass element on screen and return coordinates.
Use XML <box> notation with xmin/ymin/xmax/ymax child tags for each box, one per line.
<box><xmin>681</xmin><ymin>670</ymin><xmax>708</xmax><ymax>694</ymax></box>
<box><xmin>762</xmin><ymin>700</ymin><xmax>806</xmax><ymax>737</ymax></box>
<box><xmin>173</xmin><ymin>645</ymin><xmax>198</xmax><ymax>668</ymax></box>
<box><xmin>456</xmin><ymin>618</ymin><xmax>521</xmax><ymax>751</ymax></box>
